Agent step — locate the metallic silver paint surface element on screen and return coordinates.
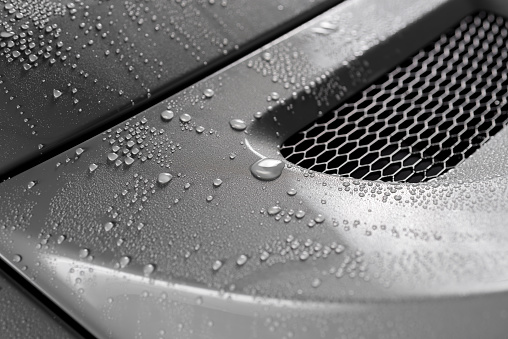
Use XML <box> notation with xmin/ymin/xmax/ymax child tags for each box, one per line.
<box><xmin>2</xmin><ymin>0</ymin><xmax>508</xmax><ymax>338</ymax></box>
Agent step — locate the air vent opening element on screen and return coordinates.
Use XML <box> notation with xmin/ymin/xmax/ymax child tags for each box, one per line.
<box><xmin>280</xmin><ymin>11</ymin><xmax>508</xmax><ymax>183</ymax></box>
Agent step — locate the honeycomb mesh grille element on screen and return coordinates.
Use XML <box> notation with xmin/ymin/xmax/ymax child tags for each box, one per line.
<box><xmin>280</xmin><ymin>11</ymin><xmax>508</xmax><ymax>183</ymax></box>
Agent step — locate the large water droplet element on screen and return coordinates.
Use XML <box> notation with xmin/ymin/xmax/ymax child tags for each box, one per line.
<box><xmin>161</xmin><ymin>110</ymin><xmax>174</xmax><ymax>121</ymax></box>
<box><xmin>157</xmin><ymin>173</ymin><xmax>172</xmax><ymax>185</ymax></box>
<box><xmin>250</xmin><ymin>158</ymin><xmax>284</xmax><ymax>181</ymax></box>
<box><xmin>229</xmin><ymin>119</ymin><xmax>246</xmax><ymax>131</ymax></box>
<box><xmin>12</xmin><ymin>254</ymin><xmax>22</xmax><ymax>263</ymax></box>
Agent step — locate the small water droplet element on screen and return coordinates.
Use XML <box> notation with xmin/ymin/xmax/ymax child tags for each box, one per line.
<box><xmin>179</xmin><ymin>114</ymin><xmax>192</xmax><ymax>123</ymax></box>
<box><xmin>250</xmin><ymin>158</ymin><xmax>284</xmax><ymax>181</ymax></box>
<box><xmin>124</xmin><ymin>156</ymin><xmax>134</xmax><ymax>165</ymax></box>
<box><xmin>79</xmin><ymin>248</ymin><xmax>90</xmax><ymax>259</ymax></box>
<box><xmin>12</xmin><ymin>254</ymin><xmax>22</xmax><ymax>263</ymax></box>
<box><xmin>206</xmin><ymin>195</ymin><xmax>214</xmax><ymax>202</ymax></box>
<box><xmin>229</xmin><ymin>119</ymin><xmax>246</xmax><ymax>131</ymax></box>
<box><xmin>89</xmin><ymin>163</ymin><xmax>98</xmax><ymax>172</ymax></box>
<box><xmin>104</xmin><ymin>221</ymin><xmax>114</xmax><ymax>232</ymax></box>
<box><xmin>315</xmin><ymin>214</ymin><xmax>325</xmax><ymax>223</ymax></box>
<box><xmin>287</xmin><ymin>188</ymin><xmax>297</xmax><ymax>196</ymax></box>
<box><xmin>203</xmin><ymin>88</ymin><xmax>214</xmax><ymax>98</ymax></box>
<box><xmin>260</xmin><ymin>251</ymin><xmax>270</xmax><ymax>261</ymax></box>
<box><xmin>157</xmin><ymin>173</ymin><xmax>172</xmax><ymax>185</ymax></box>
<box><xmin>119</xmin><ymin>256</ymin><xmax>131</xmax><ymax>268</ymax></box>
<box><xmin>53</xmin><ymin>89</ymin><xmax>62</xmax><ymax>99</ymax></box>
<box><xmin>27</xmin><ymin>181</ymin><xmax>36</xmax><ymax>189</ymax></box>
<box><xmin>161</xmin><ymin>110</ymin><xmax>174</xmax><ymax>121</ymax></box>
<box><xmin>236</xmin><ymin>254</ymin><xmax>248</xmax><ymax>266</ymax></box>
<box><xmin>213</xmin><ymin>178</ymin><xmax>222</xmax><ymax>187</ymax></box>
<box><xmin>212</xmin><ymin>260</ymin><xmax>223</xmax><ymax>271</ymax></box>
<box><xmin>143</xmin><ymin>263</ymin><xmax>156</xmax><ymax>275</ymax></box>
<box><xmin>75</xmin><ymin>147</ymin><xmax>84</xmax><ymax>156</ymax></box>
<box><xmin>267</xmin><ymin>206</ymin><xmax>281</xmax><ymax>215</ymax></box>
<box><xmin>107</xmin><ymin>153</ymin><xmax>118</xmax><ymax>161</ymax></box>
<box><xmin>295</xmin><ymin>210</ymin><xmax>306</xmax><ymax>219</ymax></box>
<box><xmin>311</xmin><ymin>278</ymin><xmax>321</xmax><ymax>288</ymax></box>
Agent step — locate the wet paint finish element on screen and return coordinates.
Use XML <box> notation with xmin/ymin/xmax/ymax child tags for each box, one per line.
<box><xmin>0</xmin><ymin>269</ymin><xmax>83</xmax><ymax>339</ymax></box>
<box><xmin>2</xmin><ymin>0</ymin><xmax>508</xmax><ymax>338</ymax></box>
<box><xmin>0</xmin><ymin>0</ymin><xmax>340</xmax><ymax>177</ymax></box>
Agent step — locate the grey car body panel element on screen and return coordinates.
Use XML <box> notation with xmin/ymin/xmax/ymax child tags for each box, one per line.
<box><xmin>1</xmin><ymin>0</ymin><xmax>508</xmax><ymax>338</ymax></box>
<box><xmin>0</xmin><ymin>0</ymin><xmax>339</xmax><ymax>179</ymax></box>
<box><xmin>0</xmin><ymin>269</ymin><xmax>83</xmax><ymax>338</ymax></box>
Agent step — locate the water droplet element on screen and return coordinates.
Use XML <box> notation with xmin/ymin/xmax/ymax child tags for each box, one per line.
<box><xmin>143</xmin><ymin>263</ymin><xmax>156</xmax><ymax>275</ymax></box>
<box><xmin>262</xmin><ymin>52</ymin><xmax>272</xmax><ymax>61</ymax></box>
<box><xmin>311</xmin><ymin>278</ymin><xmax>321</xmax><ymax>288</ymax></box>
<box><xmin>267</xmin><ymin>206</ymin><xmax>281</xmax><ymax>215</ymax></box>
<box><xmin>250</xmin><ymin>158</ymin><xmax>284</xmax><ymax>181</ymax></box>
<box><xmin>89</xmin><ymin>163</ymin><xmax>98</xmax><ymax>173</ymax></box>
<box><xmin>0</xmin><ymin>31</ymin><xmax>15</xmax><ymax>38</ymax></box>
<box><xmin>119</xmin><ymin>256</ymin><xmax>131</xmax><ymax>268</ymax></box>
<box><xmin>315</xmin><ymin>214</ymin><xmax>325</xmax><ymax>223</ymax></box>
<box><xmin>253</xmin><ymin>111</ymin><xmax>263</xmax><ymax>119</ymax></box>
<box><xmin>57</xmin><ymin>235</ymin><xmax>66</xmax><ymax>244</ymax></box>
<box><xmin>124</xmin><ymin>156</ymin><xmax>134</xmax><ymax>165</ymax></box>
<box><xmin>203</xmin><ymin>88</ymin><xmax>214</xmax><ymax>98</ymax></box>
<box><xmin>260</xmin><ymin>251</ymin><xmax>270</xmax><ymax>261</ymax></box>
<box><xmin>161</xmin><ymin>110</ymin><xmax>174</xmax><ymax>121</ymax></box>
<box><xmin>212</xmin><ymin>260</ymin><xmax>223</xmax><ymax>271</ymax></box>
<box><xmin>229</xmin><ymin>119</ymin><xmax>246</xmax><ymax>131</ymax></box>
<box><xmin>196</xmin><ymin>126</ymin><xmax>205</xmax><ymax>133</ymax></box>
<box><xmin>236</xmin><ymin>254</ymin><xmax>248</xmax><ymax>266</ymax></box>
<box><xmin>179</xmin><ymin>114</ymin><xmax>192</xmax><ymax>123</ymax></box>
<box><xmin>104</xmin><ymin>221</ymin><xmax>114</xmax><ymax>232</ymax></box>
<box><xmin>195</xmin><ymin>296</ymin><xmax>203</xmax><ymax>305</ymax></box>
<box><xmin>107</xmin><ymin>153</ymin><xmax>118</xmax><ymax>161</ymax></box>
<box><xmin>12</xmin><ymin>254</ymin><xmax>22</xmax><ymax>263</ymax></box>
<box><xmin>206</xmin><ymin>195</ymin><xmax>214</xmax><ymax>202</ymax></box>
<box><xmin>213</xmin><ymin>178</ymin><xmax>222</xmax><ymax>187</ymax></box>
<box><xmin>75</xmin><ymin>148</ymin><xmax>84</xmax><ymax>156</ymax></box>
<box><xmin>79</xmin><ymin>248</ymin><xmax>90</xmax><ymax>259</ymax></box>
<box><xmin>295</xmin><ymin>210</ymin><xmax>306</xmax><ymax>219</ymax></box>
<box><xmin>287</xmin><ymin>188</ymin><xmax>297</xmax><ymax>196</ymax></box>
<box><xmin>53</xmin><ymin>89</ymin><xmax>62</xmax><ymax>99</ymax></box>
<box><xmin>157</xmin><ymin>173</ymin><xmax>172</xmax><ymax>185</ymax></box>
<box><xmin>27</xmin><ymin>181</ymin><xmax>36</xmax><ymax>189</ymax></box>
<box><xmin>299</xmin><ymin>251</ymin><xmax>309</xmax><ymax>261</ymax></box>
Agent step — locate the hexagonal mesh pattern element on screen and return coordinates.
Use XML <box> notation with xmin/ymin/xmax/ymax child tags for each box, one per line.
<box><xmin>280</xmin><ymin>11</ymin><xmax>508</xmax><ymax>183</ymax></box>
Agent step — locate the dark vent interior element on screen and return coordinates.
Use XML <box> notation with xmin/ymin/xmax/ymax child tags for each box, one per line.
<box><xmin>280</xmin><ymin>11</ymin><xmax>508</xmax><ymax>183</ymax></box>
